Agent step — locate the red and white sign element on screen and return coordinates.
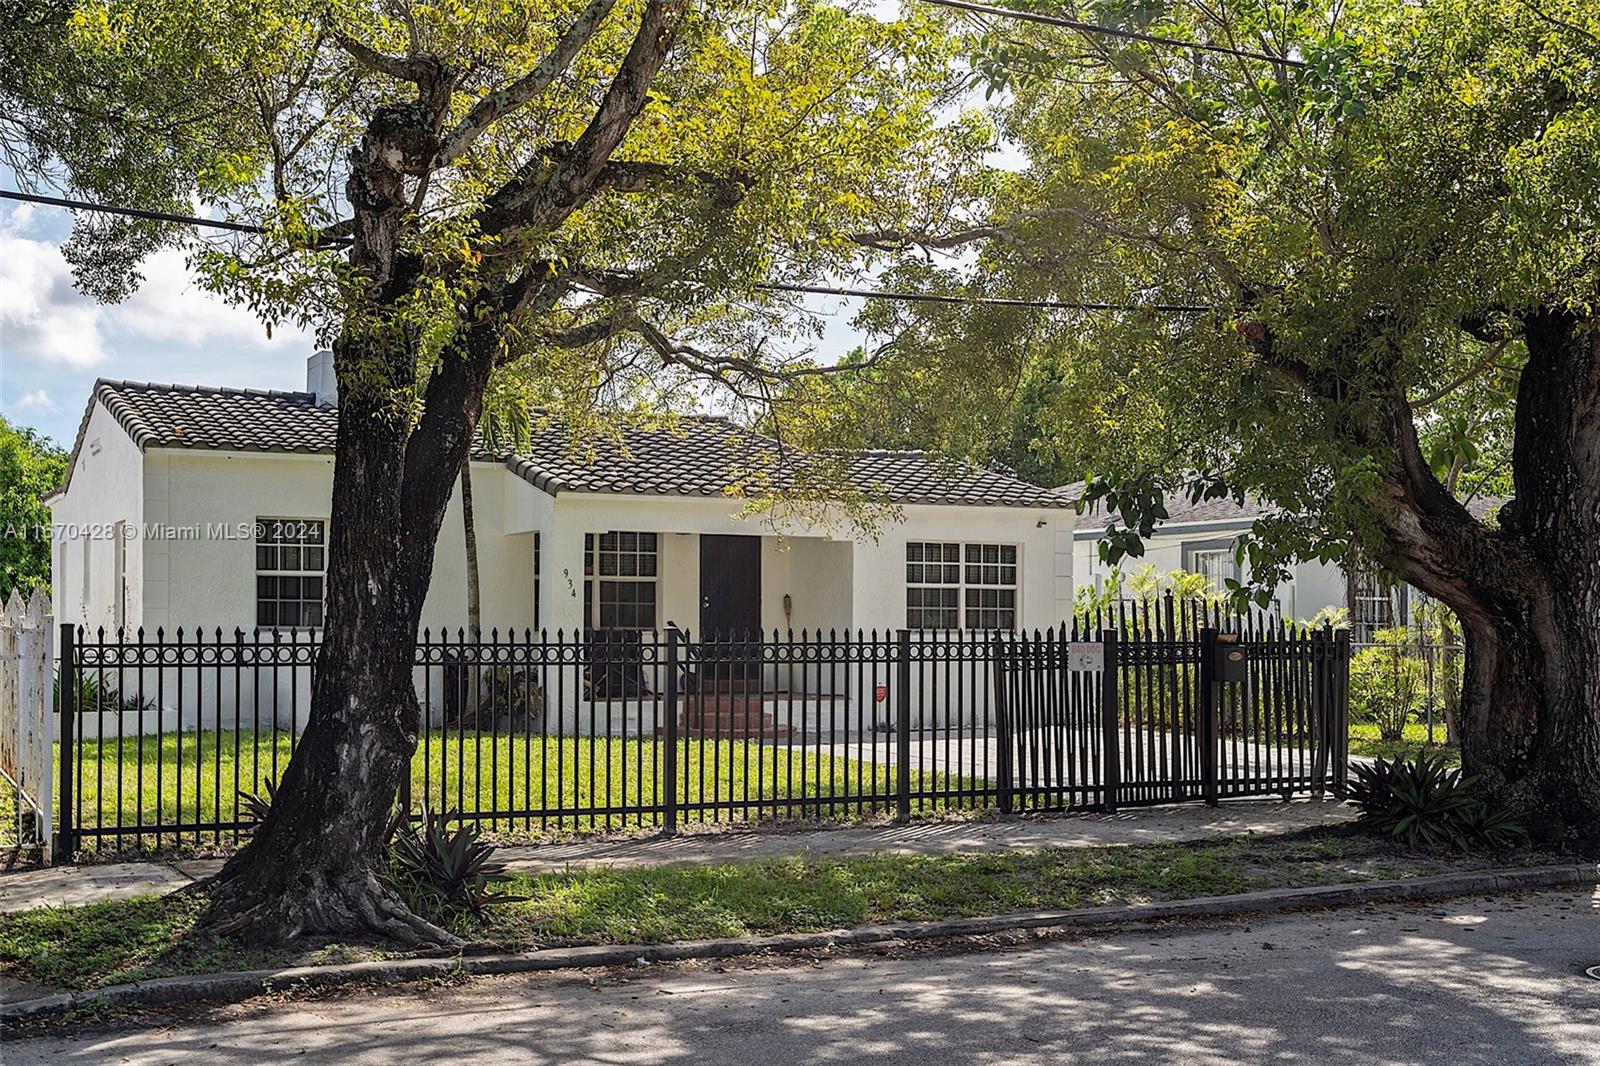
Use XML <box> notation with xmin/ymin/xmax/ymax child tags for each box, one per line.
<box><xmin>1067</xmin><ymin>642</ymin><xmax>1105</xmax><ymax>671</ymax></box>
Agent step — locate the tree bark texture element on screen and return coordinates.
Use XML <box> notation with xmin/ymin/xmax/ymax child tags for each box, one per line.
<box><xmin>1376</xmin><ymin>312</ymin><xmax>1599</xmax><ymax>844</ymax></box>
<box><xmin>198</xmin><ymin>3</ymin><xmax>686</xmax><ymax>944</ymax></box>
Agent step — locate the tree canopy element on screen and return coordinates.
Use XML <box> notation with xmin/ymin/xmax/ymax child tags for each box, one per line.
<box><xmin>796</xmin><ymin>0</ymin><xmax>1592</xmax><ymax>588</ymax></box>
<box><xmin>21</xmin><ymin>0</ymin><xmax>989</xmax><ymax>430</ymax></box>
<box><xmin>0</xmin><ymin>417</ymin><xmax>67</xmax><ymax>600</ymax></box>
<box><xmin>788</xmin><ymin>0</ymin><xmax>1599</xmax><ymax>832</ymax></box>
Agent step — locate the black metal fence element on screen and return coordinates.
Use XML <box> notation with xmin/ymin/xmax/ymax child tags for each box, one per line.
<box><xmin>54</xmin><ymin>606</ymin><xmax>1348</xmax><ymax>858</ymax></box>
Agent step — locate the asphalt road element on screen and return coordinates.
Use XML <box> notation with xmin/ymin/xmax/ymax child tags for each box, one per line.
<box><xmin>7</xmin><ymin>889</ymin><xmax>1597</xmax><ymax>1064</ymax></box>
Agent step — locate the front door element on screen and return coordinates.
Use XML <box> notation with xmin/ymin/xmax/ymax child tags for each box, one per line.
<box><xmin>699</xmin><ymin>534</ymin><xmax>761</xmax><ymax>638</ymax></box>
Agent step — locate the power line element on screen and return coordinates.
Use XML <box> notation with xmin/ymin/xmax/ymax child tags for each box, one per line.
<box><xmin>0</xmin><ymin>188</ymin><xmax>271</xmax><ymax>236</ymax></box>
<box><xmin>916</xmin><ymin>0</ymin><xmax>1308</xmax><ymax>69</ymax></box>
<box><xmin>762</xmin><ymin>281</ymin><xmax>1211</xmax><ymax>313</ymax></box>
<box><xmin>1</xmin><ymin>188</ymin><xmax>1219</xmax><ymax>314</ymax></box>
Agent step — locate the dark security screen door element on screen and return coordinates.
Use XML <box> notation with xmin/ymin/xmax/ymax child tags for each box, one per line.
<box><xmin>699</xmin><ymin>534</ymin><xmax>761</xmax><ymax>637</ymax></box>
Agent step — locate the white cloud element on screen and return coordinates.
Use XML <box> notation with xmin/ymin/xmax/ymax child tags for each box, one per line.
<box><xmin>114</xmin><ymin>246</ymin><xmax>309</xmax><ymax>349</ymax></box>
<box><xmin>12</xmin><ymin>389</ymin><xmax>57</xmax><ymax>413</ymax></box>
<box><xmin>0</xmin><ymin>206</ymin><xmax>310</xmax><ymax>372</ymax></box>
<box><xmin>0</xmin><ymin>216</ymin><xmax>109</xmax><ymax>368</ymax></box>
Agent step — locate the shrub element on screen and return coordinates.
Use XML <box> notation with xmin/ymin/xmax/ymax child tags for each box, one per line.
<box><xmin>1347</xmin><ymin>751</ymin><xmax>1526</xmax><ymax>849</ymax></box>
<box><xmin>52</xmin><ymin>670</ymin><xmax>154</xmax><ymax>717</ymax></box>
<box><xmin>1349</xmin><ymin>633</ymin><xmax>1426</xmax><ymax>741</ymax></box>
<box><xmin>387</xmin><ymin>806</ymin><xmax>524</xmax><ymax>921</ymax></box>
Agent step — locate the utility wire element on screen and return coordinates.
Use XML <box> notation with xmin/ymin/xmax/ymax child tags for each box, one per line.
<box><xmin>762</xmin><ymin>280</ymin><xmax>1211</xmax><ymax>313</ymax></box>
<box><xmin>916</xmin><ymin>0</ymin><xmax>1308</xmax><ymax>69</ymax></box>
<box><xmin>1</xmin><ymin>188</ymin><xmax>1220</xmax><ymax>315</ymax></box>
<box><xmin>0</xmin><ymin>188</ymin><xmax>269</xmax><ymax>235</ymax></box>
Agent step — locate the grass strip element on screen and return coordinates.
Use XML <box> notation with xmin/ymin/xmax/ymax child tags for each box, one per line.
<box><xmin>1</xmin><ymin>828</ymin><xmax>1560</xmax><ymax>993</ymax></box>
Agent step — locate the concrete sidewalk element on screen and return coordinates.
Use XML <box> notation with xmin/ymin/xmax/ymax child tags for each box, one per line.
<box><xmin>0</xmin><ymin>797</ymin><xmax>1354</xmax><ymax>914</ymax></box>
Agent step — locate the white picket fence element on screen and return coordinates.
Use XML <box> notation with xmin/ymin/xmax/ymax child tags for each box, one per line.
<box><xmin>1</xmin><ymin>588</ymin><xmax>54</xmax><ymax>862</ymax></box>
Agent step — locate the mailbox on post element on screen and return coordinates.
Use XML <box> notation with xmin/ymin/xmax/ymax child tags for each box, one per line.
<box><xmin>1214</xmin><ymin>633</ymin><xmax>1249</xmax><ymax>683</ymax></box>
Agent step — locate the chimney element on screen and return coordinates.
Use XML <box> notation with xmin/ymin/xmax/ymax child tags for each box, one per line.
<box><xmin>306</xmin><ymin>350</ymin><xmax>338</xmax><ymax>407</ymax></box>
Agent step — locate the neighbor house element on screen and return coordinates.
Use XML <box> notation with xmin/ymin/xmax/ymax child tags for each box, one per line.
<box><xmin>48</xmin><ymin>354</ymin><xmax>1077</xmax><ymax>644</ymax></box>
<box><xmin>1070</xmin><ymin>487</ymin><xmax>1502</xmax><ymax>640</ymax></box>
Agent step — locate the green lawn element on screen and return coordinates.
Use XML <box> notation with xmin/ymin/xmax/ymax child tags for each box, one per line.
<box><xmin>60</xmin><ymin>731</ymin><xmax>978</xmax><ymax>852</ymax></box>
<box><xmin>0</xmin><ymin>828</ymin><xmax>1559</xmax><ymax>993</ymax></box>
<box><xmin>40</xmin><ymin>719</ymin><xmax>1468</xmax><ymax>857</ymax></box>
<box><xmin>1348</xmin><ymin>721</ymin><xmax>1460</xmax><ymax>764</ymax></box>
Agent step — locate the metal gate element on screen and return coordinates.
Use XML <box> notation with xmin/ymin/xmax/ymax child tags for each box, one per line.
<box><xmin>994</xmin><ymin>607</ymin><xmax>1349</xmax><ymax>812</ymax></box>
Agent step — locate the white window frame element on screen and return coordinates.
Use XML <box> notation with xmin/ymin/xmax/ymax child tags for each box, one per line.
<box><xmin>584</xmin><ymin>531</ymin><xmax>660</xmax><ymax>630</ymax></box>
<box><xmin>905</xmin><ymin>541</ymin><xmax>1020</xmax><ymax>631</ymax></box>
<box><xmin>255</xmin><ymin>516</ymin><xmax>327</xmax><ymax>629</ymax></box>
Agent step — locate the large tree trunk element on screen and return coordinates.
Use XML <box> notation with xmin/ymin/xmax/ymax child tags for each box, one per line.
<box><xmin>461</xmin><ymin>452</ymin><xmax>481</xmax><ymax>637</ymax></box>
<box><xmin>1459</xmin><ymin>590</ymin><xmax>1600</xmax><ymax>844</ymax></box>
<box><xmin>196</xmin><ymin>91</ymin><xmax>470</xmax><ymax>945</ymax></box>
<box><xmin>1378</xmin><ymin>310</ymin><xmax>1600</xmax><ymax>846</ymax></box>
<box><xmin>201</xmin><ymin>328</ymin><xmax>450</xmax><ymax>944</ymax></box>
<box><xmin>195</xmin><ymin>3</ymin><xmax>685</xmax><ymax>945</ymax></box>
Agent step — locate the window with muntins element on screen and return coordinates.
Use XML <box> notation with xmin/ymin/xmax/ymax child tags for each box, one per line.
<box><xmin>585</xmin><ymin>531</ymin><xmax>659</xmax><ymax>629</ymax></box>
<box><xmin>963</xmin><ymin>543</ymin><xmax>1018</xmax><ymax>629</ymax></box>
<box><xmin>906</xmin><ymin>541</ymin><xmax>1017</xmax><ymax>630</ymax></box>
<box><xmin>256</xmin><ymin>518</ymin><xmax>326</xmax><ymax>628</ymax></box>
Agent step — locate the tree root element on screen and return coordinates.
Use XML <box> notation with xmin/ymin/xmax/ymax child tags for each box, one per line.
<box><xmin>193</xmin><ymin>867</ymin><xmax>463</xmax><ymax>950</ymax></box>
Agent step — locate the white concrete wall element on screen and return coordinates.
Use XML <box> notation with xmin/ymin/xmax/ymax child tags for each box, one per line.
<box><xmin>851</xmin><ymin>504</ymin><xmax>1074</xmax><ymax>633</ymax></box>
<box><xmin>419</xmin><ymin>462</ymin><xmax>535</xmax><ymax>634</ymax></box>
<box><xmin>539</xmin><ymin>493</ymin><xmax>862</xmax><ymax>635</ymax></box>
<box><xmin>132</xmin><ymin>451</ymin><xmax>533</xmax><ymax>635</ymax></box>
<box><xmin>546</xmin><ymin>493</ymin><xmax>1074</xmax><ymax>635</ymax></box>
<box><xmin>48</xmin><ymin>403</ymin><xmax>145</xmax><ymax>633</ymax></box>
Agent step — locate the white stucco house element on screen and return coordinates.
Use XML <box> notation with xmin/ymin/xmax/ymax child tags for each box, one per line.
<box><xmin>1071</xmin><ymin>486</ymin><xmax>1503</xmax><ymax>640</ymax></box>
<box><xmin>47</xmin><ymin>355</ymin><xmax>1077</xmax><ymax>643</ymax></box>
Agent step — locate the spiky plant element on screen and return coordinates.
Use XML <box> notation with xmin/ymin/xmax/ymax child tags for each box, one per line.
<box><xmin>387</xmin><ymin>806</ymin><xmax>524</xmax><ymax>920</ymax></box>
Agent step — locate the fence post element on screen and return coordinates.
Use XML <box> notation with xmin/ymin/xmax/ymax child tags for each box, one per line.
<box><xmin>1311</xmin><ymin>627</ymin><xmax>1329</xmax><ymax>796</ymax></box>
<box><xmin>663</xmin><ymin>628</ymin><xmax>680</xmax><ymax>836</ymax></box>
<box><xmin>1333</xmin><ymin>629</ymin><xmax>1351</xmax><ymax>795</ymax></box>
<box><xmin>56</xmin><ymin>623</ymin><xmax>76</xmax><ymax>862</ymax></box>
<box><xmin>1199</xmin><ymin>626</ymin><xmax>1219</xmax><ymax>807</ymax></box>
<box><xmin>991</xmin><ymin>635</ymin><xmax>1013</xmax><ymax>814</ymax></box>
<box><xmin>895</xmin><ymin>629</ymin><xmax>912</xmax><ymax>824</ymax></box>
<box><xmin>1100</xmin><ymin>628</ymin><xmax>1120</xmax><ymax>813</ymax></box>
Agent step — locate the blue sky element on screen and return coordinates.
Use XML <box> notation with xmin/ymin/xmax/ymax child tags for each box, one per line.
<box><xmin>0</xmin><ymin>199</ymin><xmax>319</xmax><ymax>447</ymax></box>
<box><xmin>0</xmin><ymin>198</ymin><xmax>872</xmax><ymax>449</ymax></box>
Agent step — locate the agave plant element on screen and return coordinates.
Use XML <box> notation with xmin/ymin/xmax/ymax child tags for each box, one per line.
<box><xmin>1347</xmin><ymin>751</ymin><xmax>1527</xmax><ymax>850</ymax></box>
<box><xmin>1383</xmin><ymin>753</ymin><xmax>1481</xmax><ymax>848</ymax></box>
<box><xmin>1463</xmin><ymin>801</ymin><xmax>1531</xmax><ymax>849</ymax></box>
<box><xmin>237</xmin><ymin>777</ymin><xmax>278</xmax><ymax>825</ymax></box>
<box><xmin>387</xmin><ymin>805</ymin><xmax>524</xmax><ymax>919</ymax></box>
<box><xmin>1347</xmin><ymin>756</ymin><xmax>1397</xmax><ymax>818</ymax></box>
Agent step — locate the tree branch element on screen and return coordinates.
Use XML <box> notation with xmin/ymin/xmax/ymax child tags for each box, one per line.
<box><xmin>596</xmin><ymin>159</ymin><xmax>750</xmax><ymax>205</ymax></box>
<box><xmin>434</xmin><ymin>0</ymin><xmax>620</xmax><ymax>166</ymax></box>
<box><xmin>1411</xmin><ymin>339</ymin><xmax>1512</xmax><ymax>408</ymax></box>
<box><xmin>333</xmin><ymin>33</ymin><xmax>434</xmax><ymax>83</ymax></box>
<box><xmin>478</xmin><ymin>0</ymin><xmax>688</xmax><ymax>239</ymax></box>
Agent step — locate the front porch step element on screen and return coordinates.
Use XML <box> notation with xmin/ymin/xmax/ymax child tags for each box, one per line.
<box><xmin>658</xmin><ymin>694</ymin><xmax>794</xmax><ymax>740</ymax></box>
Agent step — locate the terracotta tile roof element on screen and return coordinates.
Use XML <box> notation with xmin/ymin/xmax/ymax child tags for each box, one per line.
<box><xmin>67</xmin><ymin>380</ymin><xmax>1067</xmax><ymax>508</ymax></box>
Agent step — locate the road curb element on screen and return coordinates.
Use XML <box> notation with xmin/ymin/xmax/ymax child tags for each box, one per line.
<box><xmin>5</xmin><ymin>863</ymin><xmax>1594</xmax><ymax>1021</ymax></box>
